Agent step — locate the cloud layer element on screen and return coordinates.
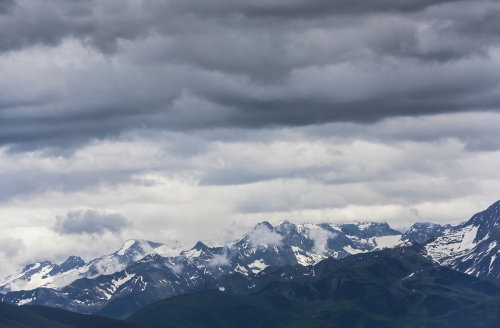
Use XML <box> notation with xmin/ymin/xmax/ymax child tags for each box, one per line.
<box><xmin>0</xmin><ymin>0</ymin><xmax>499</xmax><ymax>149</ymax></box>
<box><xmin>0</xmin><ymin>0</ymin><xmax>499</xmax><ymax>277</ymax></box>
<box><xmin>54</xmin><ymin>210</ymin><xmax>131</xmax><ymax>235</ymax></box>
<box><xmin>0</xmin><ymin>237</ymin><xmax>25</xmax><ymax>257</ymax></box>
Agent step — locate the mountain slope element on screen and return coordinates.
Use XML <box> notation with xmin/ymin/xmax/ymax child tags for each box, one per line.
<box><xmin>0</xmin><ymin>302</ymin><xmax>145</xmax><ymax>328</ymax></box>
<box><xmin>425</xmin><ymin>200</ymin><xmax>500</xmax><ymax>284</ymax></box>
<box><xmin>127</xmin><ymin>246</ymin><xmax>500</xmax><ymax>328</ymax></box>
<box><xmin>401</xmin><ymin>222</ymin><xmax>462</xmax><ymax>244</ymax></box>
<box><xmin>0</xmin><ymin>240</ymin><xmax>176</xmax><ymax>293</ymax></box>
<box><xmin>1</xmin><ymin>220</ymin><xmax>403</xmax><ymax>316</ymax></box>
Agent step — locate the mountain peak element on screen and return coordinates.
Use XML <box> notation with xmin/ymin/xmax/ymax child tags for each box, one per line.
<box><xmin>253</xmin><ymin>221</ymin><xmax>274</xmax><ymax>230</ymax></box>
<box><xmin>116</xmin><ymin>239</ymin><xmax>141</xmax><ymax>256</ymax></box>
<box><xmin>339</xmin><ymin>221</ymin><xmax>400</xmax><ymax>239</ymax></box>
<box><xmin>462</xmin><ymin>200</ymin><xmax>500</xmax><ymax>243</ymax></box>
<box><xmin>193</xmin><ymin>241</ymin><xmax>210</xmax><ymax>250</ymax></box>
<box><xmin>50</xmin><ymin>256</ymin><xmax>86</xmax><ymax>275</ymax></box>
<box><xmin>180</xmin><ymin>241</ymin><xmax>213</xmax><ymax>259</ymax></box>
<box><xmin>62</xmin><ymin>255</ymin><xmax>85</xmax><ymax>264</ymax></box>
<box><xmin>402</xmin><ymin>222</ymin><xmax>460</xmax><ymax>244</ymax></box>
<box><xmin>467</xmin><ymin>200</ymin><xmax>500</xmax><ymax>226</ymax></box>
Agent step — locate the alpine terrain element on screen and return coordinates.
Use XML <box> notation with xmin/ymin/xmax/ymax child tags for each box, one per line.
<box><xmin>2</xmin><ymin>200</ymin><xmax>500</xmax><ymax>320</ymax></box>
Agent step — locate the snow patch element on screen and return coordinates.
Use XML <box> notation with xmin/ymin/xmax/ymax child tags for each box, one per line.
<box><xmin>343</xmin><ymin>245</ymin><xmax>366</xmax><ymax>255</ymax></box>
<box><xmin>373</xmin><ymin>235</ymin><xmax>401</xmax><ymax>250</ymax></box>
<box><xmin>112</xmin><ymin>272</ymin><xmax>135</xmax><ymax>288</ymax></box>
<box><xmin>234</xmin><ymin>264</ymin><xmax>249</xmax><ymax>275</ymax></box>
<box><xmin>458</xmin><ymin>226</ymin><xmax>479</xmax><ymax>251</ymax></box>
<box><xmin>248</xmin><ymin>259</ymin><xmax>268</xmax><ymax>274</ymax></box>
<box><xmin>182</xmin><ymin>248</ymin><xmax>202</xmax><ymax>259</ymax></box>
<box><xmin>291</xmin><ymin>246</ymin><xmax>326</xmax><ymax>266</ymax></box>
<box><xmin>17</xmin><ymin>298</ymin><xmax>33</xmax><ymax>306</ymax></box>
<box><xmin>117</xmin><ymin>240</ymin><xmax>136</xmax><ymax>256</ymax></box>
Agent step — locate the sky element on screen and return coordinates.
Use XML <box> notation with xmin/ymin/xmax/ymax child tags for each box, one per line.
<box><xmin>0</xmin><ymin>0</ymin><xmax>500</xmax><ymax>276</ymax></box>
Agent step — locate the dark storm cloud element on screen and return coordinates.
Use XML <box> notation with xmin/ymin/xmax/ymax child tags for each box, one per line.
<box><xmin>0</xmin><ymin>0</ymin><xmax>500</xmax><ymax>149</ymax></box>
<box><xmin>0</xmin><ymin>0</ymin><xmax>16</xmax><ymax>15</ymax></box>
<box><xmin>0</xmin><ymin>0</ymin><xmax>494</xmax><ymax>58</ymax></box>
<box><xmin>54</xmin><ymin>209</ymin><xmax>131</xmax><ymax>235</ymax></box>
<box><xmin>0</xmin><ymin>169</ymin><xmax>138</xmax><ymax>202</ymax></box>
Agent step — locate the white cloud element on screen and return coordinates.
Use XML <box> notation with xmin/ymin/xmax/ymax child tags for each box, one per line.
<box><xmin>165</xmin><ymin>262</ymin><xmax>183</xmax><ymax>274</ymax></box>
<box><xmin>246</xmin><ymin>225</ymin><xmax>283</xmax><ymax>248</ymax></box>
<box><xmin>208</xmin><ymin>251</ymin><xmax>231</xmax><ymax>267</ymax></box>
<box><xmin>0</xmin><ymin>238</ymin><xmax>25</xmax><ymax>257</ymax></box>
<box><xmin>0</xmin><ymin>113</ymin><xmax>499</xmax><ymax>276</ymax></box>
<box><xmin>306</xmin><ymin>227</ymin><xmax>337</xmax><ymax>255</ymax></box>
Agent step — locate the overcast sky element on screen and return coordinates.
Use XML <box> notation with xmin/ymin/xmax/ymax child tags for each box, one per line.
<box><xmin>0</xmin><ymin>0</ymin><xmax>500</xmax><ymax>276</ymax></box>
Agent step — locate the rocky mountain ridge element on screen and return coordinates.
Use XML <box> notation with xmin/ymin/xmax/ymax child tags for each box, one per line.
<box><xmin>0</xmin><ymin>240</ymin><xmax>176</xmax><ymax>293</ymax></box>
<box><xmin>0</xmin><ymin>220</ymin><xmax>405</xmax><ymax>315</ymax></box>
<box><xmin>425</xmin><ymin>200</ymin><xmax>500</xmax><ymax>284</ymax></box>
<box><xmin>3</xmin><ymin>201</ymin><xmax>500</xmax><ymax>318</ymax></box>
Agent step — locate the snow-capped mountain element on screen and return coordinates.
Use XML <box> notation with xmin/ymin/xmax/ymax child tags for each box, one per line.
<box><xmin>424</xmin><ymin>200</ymin><xmax>500</xmax><ymax>283</ymax></box>
<box><xmin>401</xmin><ymin>222</ymin><xmax>463</xmax><ymax>244</ymax></box>
<box><xmin>6</xmin><ymin>201</ymin><xmax>500</xmax><ymax>318</ymax></box>
<box><xmin>0</xmin><ymin>220</ymin><xmax>403</xmax><ymax>316</ymax></box>
<box><xmin>0</xmin><ymin>239</ymin><xmax>176</xmax><ymax>293</ymax></box>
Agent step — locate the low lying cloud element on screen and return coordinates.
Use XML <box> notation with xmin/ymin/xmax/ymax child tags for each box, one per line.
<box><xmin>0</xmin><ymin>237</ymin><xmax>25</xmax><ymax>257</ymax></box>
<box><xmin>307</xmin><ymin>228</ymin><xmax>337</xmax><ymax>255</ymax></box>
<box><xmin>165</xmin><ymin>261</ymin><xmax>183</xmax><ymax>274</ymax></box>
<box><xmin>246</xmin><ymin>224</ymin><xmax>283</xmax><ymax>248</ymax></box>
<box><xmin>208</xmin><ymin>250</ymin><xmax>231</xmax><ymax>267</ymax></box>
<box><xmin>54</xmin><ymin>209</ymin><xmax>131</xmax><ymax>235</ymax></box>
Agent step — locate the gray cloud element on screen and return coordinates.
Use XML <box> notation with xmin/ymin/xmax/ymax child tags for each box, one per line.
<box><xmin>0</xmin><ymin>0</ymin><xmax>499</xmax><ymax>275</ymax></box>
<box><xmin>54</xmin><ymin>210</ymin><xmax>131</xmax><ymax>235</ymax></box>
<box><xmin>0</xmin><ymin>0</ymin><xmax>498</xmax><ymax>150</ymax></box>
<box><xmin>0</xmin><ymin>0</ymin><xmax>467</xmax><ymax>53</ymax></box>
<box><xmin>0</xmin><ymin>0</ymin><xmax>15</xmax><ymax>15</ymax></box>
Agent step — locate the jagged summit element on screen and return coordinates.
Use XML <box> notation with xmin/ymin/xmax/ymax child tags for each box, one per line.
<box><xmin>465</xmin><ymin>200</ymin><xmax>500</xmax><ymax>242</ymax></box>
<box><xmin>50</xmin><ymin>256</ymin><xmax>85</xmax><ymax>275</ymax></box>
<box><xmin>337</xmin><ymin>221</ymin><xmax>401</xmax><ymax>239</ymax></box>
<box><xmin>0</xmin><ymin>218</ymin><xmax>408</xmax><ymax>297</ymax></box>
<box><xmin>9</xmin><ymin>203</ymin><xmax>500</xmax><ymax>318</ymax></box>
<box><xmin>0</xmin><ymin>239</ymin><xmax>174</xmax><ymax>293</ymax></box>
<box><xmin>425</xmin><ymin>200</ymin><xmax>500</xmax><ymax>283</ymax></box>
<box><xmin>180</xmin><ymin>241</ymin><xmax>219</xmax><ymax>259</ymax></box>
<box><xmin>401</xmin><ymin>222</ymin><xmax>461</xmax><ymax>244</ymax></box>
<box><xmin>114</xmin><ymin>239</ymin><xmax>171</xmax><ymax>261</ymax></box>
<box><xmin>4</xmin><ymin>201</ymin><xmax>500</xmax><ymax>319</ymax></box>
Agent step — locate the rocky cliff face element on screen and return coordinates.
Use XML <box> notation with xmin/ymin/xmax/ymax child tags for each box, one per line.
<box><xmin>425</xmin><ymin>200</ymin><xmax>500</xmax><ymax>284</ymax></box>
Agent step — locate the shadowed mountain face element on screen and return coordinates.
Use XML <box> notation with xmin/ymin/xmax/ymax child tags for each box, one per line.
<box><xmin>1</xmin><ymin>245</ymin><xmax>499</xmax><ymax>327</ymax></box>
<box><xmin>127</xmin><ymin>247</ymin><xmax>500</xmax><ymax>328</ymax></box>
<box><xmin>0</xmin><ymin>240</ymin><xmax>175</xmax><ymax>294</ymax></box>
<box><xmin>425</xmin><ymin>200</ymin><xmax>500</xmax><ymax>284</ymax></box>
<box><xmin>401</xmin><ymin>222</ymin><xmax>463</xmax><ymax>244</ymax></box>
<box><xmin>0</xmin><ymin>301</ymin><xmax>146</xmax><ymax>328</ymax></box>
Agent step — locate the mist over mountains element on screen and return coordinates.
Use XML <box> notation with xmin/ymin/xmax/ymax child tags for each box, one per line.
<box><xmin>1</xmin><ymin>200</ymin><xmax>500</xmax><ymax>319</ymax></box>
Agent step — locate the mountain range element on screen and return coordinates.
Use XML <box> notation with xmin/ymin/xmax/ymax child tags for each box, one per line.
<box><xmin>2</xmin><ymin>200</ymin><xmax>500</xmax><ymax>319</ymax></box>
<box><xmin>3</xmin><ymin>245</ymin><xmax>500</xmax><ymax>328</ymax></box>
<box><xmin>127</xmin><ymin>245</ymin><xmax>500</xmax><ymax>328</ymax></box>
